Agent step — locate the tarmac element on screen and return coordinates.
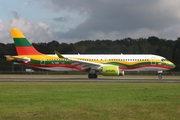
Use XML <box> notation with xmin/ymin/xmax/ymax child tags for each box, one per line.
<box><xmin>0</xmin><ymin>75</ymin><xmax>179</xmax><ymax>82</ymax></box>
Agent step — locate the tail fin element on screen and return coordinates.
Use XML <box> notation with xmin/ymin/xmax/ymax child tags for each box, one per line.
<box><xmin>10</xmin><ymin>28</ymin><xmax>43</xmax><ymax>55</ymax></box>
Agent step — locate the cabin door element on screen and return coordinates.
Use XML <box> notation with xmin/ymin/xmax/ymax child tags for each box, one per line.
<box><xmin>40</xmin><ymin>57</ymin><xmax>46</xmax><ymax>65</ymax></box>
<box><xmin>151</xmin><ymin>57</ymin><xmax>156</xmax><ymax>65</ymax></box>
<box><xmin>104</xmin><ymin>57</ymin><xmax>107</xmax><ymax>63</ymax></box>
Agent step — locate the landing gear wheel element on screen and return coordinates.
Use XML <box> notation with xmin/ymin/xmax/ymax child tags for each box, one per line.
<box><xmin>94</xmin><ymin>74</ymin><xmax>97</xmax><ymax>78</ymax></box>
<box><xmin>88</xmin><ymin>73</ymin><xmax>93</xmax><ymax>79</ymax></box>
<box><xmin>88</xmin><ymin>73</ymin><xmax>98</xmax><ymax>79</ymax></box>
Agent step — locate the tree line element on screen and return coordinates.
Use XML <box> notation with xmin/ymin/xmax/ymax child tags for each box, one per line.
<box><xmin>0</xmin><ymin>36</ymin><xmax>180</xmax><ymax>71</ymax></box>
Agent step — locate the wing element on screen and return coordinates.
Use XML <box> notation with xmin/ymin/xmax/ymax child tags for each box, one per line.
<box><xmin>69</xmin><ymin>58</ymin><xmax>102</xmax><ymax>69</ymax></box>
<box><xmin>55</xmin><ymin>51</ymin><xmax>102</xmax><ymax>70</ymax></box>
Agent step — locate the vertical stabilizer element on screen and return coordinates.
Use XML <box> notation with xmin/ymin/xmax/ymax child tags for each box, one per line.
<box><xmin>10</xmin><ymin>28</ymin><xmax>43</xmax><ymax>55</ymax></box>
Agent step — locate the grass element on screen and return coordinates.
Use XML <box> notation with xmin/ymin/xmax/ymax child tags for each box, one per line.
<box><xmin>0</xmin><ymin>82</ymin><xmax>180</xmax><ymax>120</ymax></box>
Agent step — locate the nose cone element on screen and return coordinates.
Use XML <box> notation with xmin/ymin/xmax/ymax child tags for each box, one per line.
<box><xmin>169</xmin><ymin>61</ymin><xmax>176</xmax><ymax>69</ymax></box>
<box><xmin>172</xmin><ymin>63</ymin><xmax>176</xmax><ymax>69</ymax></box>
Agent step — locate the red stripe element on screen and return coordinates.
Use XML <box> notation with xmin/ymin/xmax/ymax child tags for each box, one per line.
<box><xmin>119</xmin><ymin>64</ymin><xmax>174</xmax><ymax>70</ymax></box>
<box><xmin>16</xmin><ymin>46</ymin><xmax>42</xmax><ymax>55</ymax></box>
<box><xmin>21</xmin><ymin>62</ymin><xmax>174</xmax><ymax>71</ymax></box>
<box><xmin>22</xmin><ymin>63</ymin><xmax>83</xmax><ymax>70</ymax></box>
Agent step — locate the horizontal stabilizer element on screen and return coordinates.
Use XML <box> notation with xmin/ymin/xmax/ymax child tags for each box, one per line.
<box><xmin>5</xmin><ymin>55</ymin><xmax>30</xmax><ymax>63</ymax></box>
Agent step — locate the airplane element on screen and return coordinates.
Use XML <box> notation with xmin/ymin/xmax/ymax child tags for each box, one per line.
<box><xmin>5</xmin><ymin>28</ymin><xmax>175</xmax><ymax>79</ymax></box>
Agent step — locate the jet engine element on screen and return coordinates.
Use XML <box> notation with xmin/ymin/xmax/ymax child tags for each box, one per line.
<box><xmin>102</xmin><ymin>66</ymin><xmax>124</xmax><ymax>76</ymax></box>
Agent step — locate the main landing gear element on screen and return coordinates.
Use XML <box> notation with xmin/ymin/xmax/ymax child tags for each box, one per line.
<box><xmin>87</xmin><ymin>68</ymin><xmax>98</xmax><ymax>79</ymax></box>
<box><xmin>88</xmin><ymin>73</ymin><xmax>98</xmax><ymax>79</ymax></box>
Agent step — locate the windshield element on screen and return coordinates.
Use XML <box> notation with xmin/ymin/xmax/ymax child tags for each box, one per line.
<box><xmin>161</xmin><ymin>59</ymin><xmax>167</xmax><ymax>62</ymax></box>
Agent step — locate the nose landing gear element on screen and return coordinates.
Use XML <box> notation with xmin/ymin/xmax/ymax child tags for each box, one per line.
<box><xmin>158</xmin><ymin>71</ymin><xmax>163</xmax><ymax>79</ymax></box>
<box><xmin>158</xmin><ymin>74</ymin><xmax>162</xmax><ymax>79</ymax></box>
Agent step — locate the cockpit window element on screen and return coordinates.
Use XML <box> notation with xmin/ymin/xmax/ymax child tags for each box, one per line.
<box><xmin>161</xmin><ymin>59</ymin><xmax>167</xmax><ymax>62</ymax></box>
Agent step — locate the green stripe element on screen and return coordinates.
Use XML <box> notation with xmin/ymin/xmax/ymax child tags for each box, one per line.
<box><xmin>104</xmin><ymin>62</ymin><xmax>152</xmax><ymax>67</ymax></box>
<box><xmin>13</xmin><ymin>38</ymin><xmax>32</xmax><ymax>46</ymax></box>
<box><xmin>31</xmin><ymin>59</ymin><xmax>72</xmax><ymax>64</ymax></box>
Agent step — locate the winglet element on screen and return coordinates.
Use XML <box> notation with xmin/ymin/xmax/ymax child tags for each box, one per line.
<box><xmin>55</xmin><ymin>51</ymin><xmax>65</xmax><ymax>58</ymax></box>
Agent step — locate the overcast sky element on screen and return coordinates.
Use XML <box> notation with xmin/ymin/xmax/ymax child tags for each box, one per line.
<box><xmin>0</xmin><ymin>0</ymin><xmax>180</xmax><ymax>43</ymax></box>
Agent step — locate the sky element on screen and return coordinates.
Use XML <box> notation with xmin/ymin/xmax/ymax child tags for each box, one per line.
<box><xmin>1</xmin><ymin>0</ymin><xmax>180</xmax><ymax>43</ymax></box>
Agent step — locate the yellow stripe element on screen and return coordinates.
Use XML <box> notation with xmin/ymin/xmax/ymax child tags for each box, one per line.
<box><xmin>10</xmin><ymin>28</ymin><xmax>25</xmax><ymax>38</ymax></box>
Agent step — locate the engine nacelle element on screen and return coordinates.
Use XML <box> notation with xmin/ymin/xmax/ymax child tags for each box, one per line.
<box><xmin>102</xmin><ymin>66</ymin><xmax>124</xmax><ymax>76</ymax></box>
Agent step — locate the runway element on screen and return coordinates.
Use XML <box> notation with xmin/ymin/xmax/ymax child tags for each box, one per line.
<box><xmin>0</xmin><ymin>77</ymin><xmax>179</xmax><ymax>82</ymax></box>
